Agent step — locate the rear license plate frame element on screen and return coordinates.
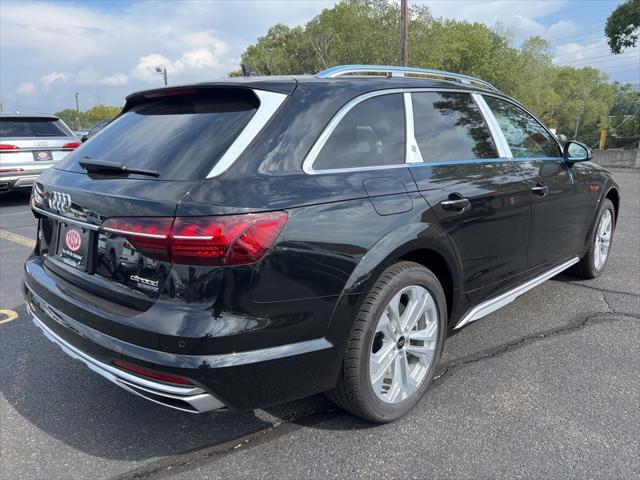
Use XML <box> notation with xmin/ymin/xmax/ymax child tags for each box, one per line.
<box><xmin>55</xmin><ymin>223</ymin><xmax>93</xmax><ymax>272</ymax></box>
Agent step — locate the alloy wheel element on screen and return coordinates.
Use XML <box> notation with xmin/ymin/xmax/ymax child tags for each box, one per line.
<box><xmin>369</xmin><ymin>285</ymin><xmax>439</xmax><ymax>404</ymax></box>
<box><xmin>594</xmin><ymin>209</ymin><xmax>613</xmax><ymax>271</ymax></box>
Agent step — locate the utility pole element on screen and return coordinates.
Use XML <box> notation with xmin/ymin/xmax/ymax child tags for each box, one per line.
<box><xmin>573</xmin><ymin>97</ymin><xmax>585</xmax><ymax>139</ymax></box>
<box><xmin>400</xmin><ymin>0</ymin><xmax>408</xmax><ymax>66</ymax></box>
<box><xmin>156</xmin><ymin>67</ymin><xmax>168</xmax><ymax>86</ymax></box>
<box><xmin>74</xmin><ymin>92</ymin><xmax>81</xmax><ymax>130</ymax></box>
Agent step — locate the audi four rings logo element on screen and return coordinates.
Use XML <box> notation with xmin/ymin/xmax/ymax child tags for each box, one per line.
<box><xmin>49</xmin><ymin>191</ymin><xmax>72</xmax><ymax>212</ymax></box>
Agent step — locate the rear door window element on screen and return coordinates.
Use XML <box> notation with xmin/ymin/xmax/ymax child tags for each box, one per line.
<box><xmin>0</xmin><ymin>118</ymin><xmax>73</xmax><ymax>137</ymax></box>
<box><xmin>57</xmin><ymin>88</ymin><xmax>259</xmax><ymax>181</ymax></box>
<box><xmin>313</xmin><ymin>93</ymin><xmax>405</xmax><ymax>170</ymax></box>
<box><xmin>484</xmin><ymin>96</ymin><xmax>561</xmax><ymax>158</ymax></box>
<box><xmin>411</xmin><ymin>92</ymin><xmax>498</xmax><ymax>162</ymax></box>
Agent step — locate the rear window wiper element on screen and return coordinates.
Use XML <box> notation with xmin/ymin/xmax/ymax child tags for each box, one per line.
<box><xmin>79</xmin><ymin>158</ymin><xmax>159</xmax><ymax>177</ymax></box>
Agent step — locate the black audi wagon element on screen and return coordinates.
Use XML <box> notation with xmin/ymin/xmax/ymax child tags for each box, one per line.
<box><xmin>24</xmin><ymin>65</ymin><xmax>620</xmax><ymax>422</ymax></box>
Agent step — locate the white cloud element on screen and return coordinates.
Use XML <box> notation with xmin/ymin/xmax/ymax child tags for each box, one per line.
<box><xmin>101</xmin><ymin>73</ymin><xmax>129</xmax><ymax>86</ymax></box>
<box><xmin>16</xmin><ymin>82</ymin><xmax>36</xmax><ymax>96</ymax></box>
<box><xmin>131</xmin><ymin>54</ymin><xmax>172</xmax><ymax>83</ymax></box>
<box><xmin>40</xmin><ymin>72</ymin><xmax>68</xmax><ymax>88</ymax></box>
<box><xmin>131</xmin><ymin>42</ymin><xmax>232</xmax><ymax>83</ymax></box>
<box><xmin>552</xmin><ymin>38</ymin><xmax>640</xmax><ymax>78</ymax></box>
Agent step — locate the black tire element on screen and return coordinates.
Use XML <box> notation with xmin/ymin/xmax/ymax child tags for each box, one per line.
<box><xmin>326</xmin><ymin>261</ymin><xmax>447</xmax><ymax>423</ymax></box>
<box><xmin>572</xmin><ymin>199</ymin><xmax>615</xmax><ymax>279</ymax></box>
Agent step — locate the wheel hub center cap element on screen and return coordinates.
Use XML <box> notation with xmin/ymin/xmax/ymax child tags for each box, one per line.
<box><xmin>396</xmin><ymin>336</ymin><xmax>406</xmax><ymax>349</ymax></box>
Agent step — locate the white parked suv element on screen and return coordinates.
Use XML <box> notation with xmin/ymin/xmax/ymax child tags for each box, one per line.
<box><xmin>0</xmin><ymin>113</ymin><xmax>80</xmax><ymax>192</ymax></box>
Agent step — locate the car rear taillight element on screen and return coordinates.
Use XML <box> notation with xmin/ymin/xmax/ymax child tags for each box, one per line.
<box><xmin>101</xmin><ymin>217</ymin><xmax>173</xmax><ymax>261</ymax></box>
<box><xmin>63</xmin><ymin>142</ymin><xmax>82</xmax><ymax>149</ymax></box>
<box><xmin>100</xmin><ymin>212</ymin><xmax>287</xmax><ymax>266</ymax></box>
<box><xmin>112</xmin><ymin>360</ymin><xmax>194</xmax><ymax>385</ymax></box>
<box><xmin>0</xmin><ymin>144</ymin><xmax>19</xmax><ymax>151</ymax></box>
<box><xmin>0</xmin><ymin>167</ymin><xmax>24</xmax><ymax>175</ymax></box>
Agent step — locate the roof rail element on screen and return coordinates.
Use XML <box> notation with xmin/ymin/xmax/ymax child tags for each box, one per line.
<box><xmin>315</xmin><ymin>64</ymin><xmax>499</xmax><ymax>92</ymax></box>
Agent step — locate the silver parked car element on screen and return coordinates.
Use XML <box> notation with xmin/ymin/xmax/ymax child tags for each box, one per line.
<box><xmin>0</xmin><ymin>113</ymin><xmax>80</xmax><ymax>192</ymax></box>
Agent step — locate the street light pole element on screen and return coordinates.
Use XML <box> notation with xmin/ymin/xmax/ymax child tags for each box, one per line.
<box><xmin>156</xmin><ymin>67</ymin><xmax>168</xmax><ymax>86</ymax></box>
<box><xmin>400</xmin><ymin>0</ymin><xmax>408</xmax><ymax>66</ymax></box>
<box><xmin>74</xmin><ymin>92</ymin><xmax>81</xmax><ymax>130</ymax></box>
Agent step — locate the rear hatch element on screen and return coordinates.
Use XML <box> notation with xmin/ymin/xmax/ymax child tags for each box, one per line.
<box><xmin>0</xmin><ymin>116</ymin><xmax>79</xmax><ymax>168</ymax></box>
<box><xmin>33</xmin><ymin>87</ymin><xmax>264</xmax><ymax>310</ymax></box>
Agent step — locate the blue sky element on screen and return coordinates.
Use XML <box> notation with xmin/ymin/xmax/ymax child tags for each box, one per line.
<box><xmin>1</xmin><ymin>0</ymin><xmax>638</xmax><ymax>115</ymax></box>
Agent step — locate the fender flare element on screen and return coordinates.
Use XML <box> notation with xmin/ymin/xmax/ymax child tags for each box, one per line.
<box><xmin>585</xmin><ymin>180</ymin><xmax>620</xmax><ymax>247</ymax></box>
<box><xmin>341</xmin><ymin>221</ymin><xmax>462</xmax><ymax>296</ymax></box>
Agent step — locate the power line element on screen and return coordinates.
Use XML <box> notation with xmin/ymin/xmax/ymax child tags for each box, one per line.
<box><xmin>545</xmin><ymin>28</ymin><xmax>603</xmax><ymax>43</ymax></box>
<box><xmin>553</xmin><ymin>42</ymin><xmax>608</xmax><ymax>58</ymax></box>
<box><xmin>555</xmin><ymin>51</ymin><xmax>640</xmax><ymax>66</ymax></box>
<box><xmin>547</xmin><ymin>31</ymin><xmax>604</xmax><ymax>45</ymax></box>
<box><xmin>605</xmin><ymin>67</ymin><xmax>640</xmax><ymax>75</ymax></box>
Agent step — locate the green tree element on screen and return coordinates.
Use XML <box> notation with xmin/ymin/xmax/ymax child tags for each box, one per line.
<box><xmin>85</xmin><ymin>105</ymin><xmax>121</xmax><ymax>126</ymax></box>
<box><xmin>605</xmin><ymin>0</ymin><xmax>640</xmax><ymax>53</ymax></box>
<box><xmin>235</xmin><ymin>0</ymin><xmax>617</xmax><ymax>146</ymax></box>
<box><xmin>54</xmin><ymin>108</ymin><xmax>86</xmax><ymax>130</ymax></box>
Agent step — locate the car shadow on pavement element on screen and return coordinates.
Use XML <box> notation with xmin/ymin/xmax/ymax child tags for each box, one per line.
<box><xmin>0</xmin><ymin>189</ymin><xmax>31</xmax><ymax>207</ymax></box>
<box><xmin>0</xmin><ymin>305</ymin><xmax>364</xmax><ymax>462</ymax></box>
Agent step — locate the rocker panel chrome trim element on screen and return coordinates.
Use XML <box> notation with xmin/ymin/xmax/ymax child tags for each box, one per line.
<box><xmin>454</xmin><ymin>257</ymin><xmax>580</xmax><ymax>330</ymax></box>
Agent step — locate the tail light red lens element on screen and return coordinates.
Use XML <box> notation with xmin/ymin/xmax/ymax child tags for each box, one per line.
<box><xmin>0</xmin><ymin>144</ymin><xmax>19</xmax><ymax>151</ymax></box>
<box><xmin>100</xmin><ymin>211</ymin><xmax>287</xmax><ymax>266</ymax></box>
<box><xmin>0</xmin><ymin>167</ymin><xmax>25</xmax><ymax>175</ymax></box>
<box><xmin>112</xmin><ymin>360</ymin><xmax>194</xmax><ymax>385</ymax></box>
<box><xmin>63</xmin><ymin>142</ymin><xmax>82</xmax><ymax>149</ymax></box>
<box><xmin>101</xmin><ymin>217</ymin><xmax>173</xmax><ymax>261</ymax></box>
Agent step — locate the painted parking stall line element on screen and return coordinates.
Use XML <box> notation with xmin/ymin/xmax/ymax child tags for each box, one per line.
<box><xmin>0</xmin><ymin>309</ymin><xmax>19</xmax><ymax>325</ymax></box>
<box><xmin>0</xmin><ymin>229</ymin><xmax>36</xmax><ymax>248</ymax></box>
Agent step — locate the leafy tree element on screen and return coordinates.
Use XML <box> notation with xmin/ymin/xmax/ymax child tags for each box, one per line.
<box><xmin>85</xmin><ymin>105</ymin><xmax>121</xmax><ymax>126</ymax></box>
<box><xmin>605</xmin><ymin>0</ymin><xmax>640</xmax><ymax>54</ymax></box>
<box><xmin>54</xmin><ymin>108</ymin><xmax>86</xmax><ymax>130</ymax></box>
<box><xmin>235</xmin><ymin>0</ymin><xmax>619</xmax><ymax>146</ymax></box>
<box><xmin>55</xmin><ymin>105</ymin><xmax>120</xmax><ymax>129</ymax></box>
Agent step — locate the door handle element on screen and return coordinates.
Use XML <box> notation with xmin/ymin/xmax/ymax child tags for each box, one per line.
<box><xmin>442</xmin><ymin>195</ymin><xmax>471</xmax><ymax>212</ymax></box>
<box><xmin>531</xmin><ymin>183</ymin><xmax>549</xmax><ymax>197</ymax></box>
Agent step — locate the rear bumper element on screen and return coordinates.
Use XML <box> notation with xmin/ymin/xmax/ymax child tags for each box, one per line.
<box><xmin>30</xmin><ymin>306</ymin><xmax>224</xmax><ymax>413</ymax></box>
<box><xmin>23</xmin><ymin>258</ymin><xmax>340</xmax><ymax>412</ymax></box>
<box><xmin>0</xmin><ymin>174</ymin><xmax>41</xmax><ymax>190</ymax></box>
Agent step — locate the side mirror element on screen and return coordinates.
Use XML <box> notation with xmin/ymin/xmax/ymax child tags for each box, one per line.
<box><xmin>563</xmin><ymin>140</ymin><xmax>592</xmax><ymax>163</ymax></box>
<box><xmin>81</xmin><ymin>135</ymin><xmax>88</xmax><ymax>143</ymax></box>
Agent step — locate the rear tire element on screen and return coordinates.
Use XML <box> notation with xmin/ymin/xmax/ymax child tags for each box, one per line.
<box><xmin>572</xmin><ymin>199</ymin><xmax>615</xmax><ymax>279</ymax></box>
<box><xmin>326</xmin><ymin>261</ymin><xmax>447</xmax><ymax>423</ymax></box>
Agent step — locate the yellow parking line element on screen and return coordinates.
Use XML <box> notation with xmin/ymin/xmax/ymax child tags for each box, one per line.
<box><xmin>0</xmin><ymin>309</ymin><xmax>19</xmax><ymax>325</ymax></box>
<box><xmin>0</xmin><ymin>229</ymin><xmax>35</xmax><ymax>248</ymax></box>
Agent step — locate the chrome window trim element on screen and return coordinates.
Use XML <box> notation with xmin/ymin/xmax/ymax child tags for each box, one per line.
<box><xmin>304</xmin><ymin>87</ymin><xmax>510</xmax><ymax>175</ymax></box>
<box><xmin>302</xmin><ymin>88</ymin><xmax>406</xmax><ymax>175</ymax></box>
<box><xmin>205</xmin><ymin>89</ymin><xmax>288</xmax><ymax>179</ymax></box>
<box><xmin>479</xmin><ymin>91</ymin><xmax>564</xmax><ymax>159</ymax></box>
<box><xmin>472</xmin><ymin>93</ymin><xmax>511</xmax><ymax>158</ymax></box>
<box><xmin>454</xmin><ymin>257</ymin><xmax>579</xmax><ymax>329</ymax></box>
<box><xmin>32</xmin><ymin>205</ymin><xmax>100</xmax><ymax>231</ymax></box>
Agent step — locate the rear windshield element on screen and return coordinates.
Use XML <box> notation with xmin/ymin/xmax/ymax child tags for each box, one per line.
<box><xmin>0</xmin><ymin>118</ymin><xmax>73</xmax><ymax>138</ymax></box>
<box><xmin>57</xmin><ymin>88</ymin><xmax>259</xmax><ymax>181</ymax></box>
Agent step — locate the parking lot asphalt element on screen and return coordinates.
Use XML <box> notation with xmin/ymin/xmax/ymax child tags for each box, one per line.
<box><xmin>1</xmin><ymin>169</ymin><xmax>638</xmax><ymax>480</ymax></box>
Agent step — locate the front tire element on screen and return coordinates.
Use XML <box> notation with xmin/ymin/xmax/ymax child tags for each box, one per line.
<box><xmin>573</xmin><ymin>199</ymin><xmax>615</xmax><ymax>279</ymax></box>
<box><xmin>326</xmin><ymin>261</ymin><xmax>447</xmax><ymax>423</ymax></box>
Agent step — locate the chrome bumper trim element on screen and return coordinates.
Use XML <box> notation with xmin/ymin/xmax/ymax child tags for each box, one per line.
<box><xmin>455</xmin><ymin>257</ymin><xmax>580</xmax><ymax>329</ymax></box>
<box><xmin>30</xmin><ymin>308</ymin><xmax>225</xmax><ymax>413</ymax></box>
<box><xmin>32</xmin><ymin>205</ymin><xmax>100</xmax><ymax>231</ymax></box>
